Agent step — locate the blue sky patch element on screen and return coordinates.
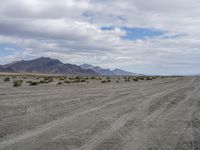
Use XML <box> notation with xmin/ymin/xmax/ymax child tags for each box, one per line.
<box><xmin>0</xmin><ymin>44</ymin><xmax>20</xmax><ymax>56</ymax></box>
<box><xmin>101</xmin><ymin>26</ymin><xmax>164</xmax><ymax>40</ymax></box>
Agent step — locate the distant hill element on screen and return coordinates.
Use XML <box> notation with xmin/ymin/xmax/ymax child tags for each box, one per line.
<box><xmin>0</xmin><ymin>65</ymin><xmax>13</xmax><ymax>72</ymax></box>
<box><xmin>80</xmin><ymin>64</ymin><xmax>140</xmax><ymax>76</ymax></box>
<box><xmin>0</xmin><ymin>57</ymin><xmax>142</xmax><ymax>76</ymax></box>
<box><xmin>80</xmin><ymin>64</ymin><xmax>115</xmax><ymax>76</ymax></box>
<box><xmin>0</xmin><ymin>57</ymin><xmax>98</xmax><ymax>75</ymax></box>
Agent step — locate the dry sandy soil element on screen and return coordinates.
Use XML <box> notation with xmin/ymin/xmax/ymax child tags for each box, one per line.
<box><xmin>0</xmin><ymin>77</ymin><xmax>200</xmax><ymax>150</ymax></box>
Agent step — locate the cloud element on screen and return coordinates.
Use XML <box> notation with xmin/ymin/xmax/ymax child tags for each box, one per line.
<box><xmin>0</xmin><ymin>0</ymin><xmax>200</xmax><ymax>75</ymax></box>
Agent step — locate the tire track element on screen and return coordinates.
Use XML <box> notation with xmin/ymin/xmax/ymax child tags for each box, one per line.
<box><xmin>174</xmin><ymin>90</ymin><xmax>200</xmax><ymax>150</ymax></box>
<box><xmin>140</xmin><ymin>78</ymin><xmax>199</xmax><ymax>150</ymax></box>
<box><xmin>0</xmin><ymin>79</ymin><xmax>185</xmax><ymax>149</ymax></box>
<box><xmin>76</xmin><ymin>79</ymin><xmax>192</xmax><ymax>150</ymax></box>
<box><xmin>0</xmin><ymin>78</ymin><xmax>181</xmax><ymax>144</ymax></box>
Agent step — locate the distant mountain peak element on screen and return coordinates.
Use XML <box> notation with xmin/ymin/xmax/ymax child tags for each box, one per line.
<box><xmin>80</xmin><ymin>64</ymin><xmax>114</xmax><ymax>76</ymax></box>
<box><xmin>80</xmin><ymin>64</ymin><xmax>95</xmax><ymax>69</ymax></box>
<box><xmin>0</xmin><ymin>57</ymin><xmax>98</xmax><ymax>75</ymax></box>
<box><xmin>34</xmin><ymin>57</ymin><xmax>61</xmax><ymax>63</ymax></box>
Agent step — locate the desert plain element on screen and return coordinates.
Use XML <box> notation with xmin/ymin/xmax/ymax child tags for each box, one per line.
<box><xmin>0</xmin><ymin>75</ymin><xmax>200</xmax><ymax>150</ymax></box>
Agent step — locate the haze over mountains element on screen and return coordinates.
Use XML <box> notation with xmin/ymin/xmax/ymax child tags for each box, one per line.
<box><xmin>0</xmin><ymin>57</ymin><xmax>138</xmax><ymax>76</ymax></box>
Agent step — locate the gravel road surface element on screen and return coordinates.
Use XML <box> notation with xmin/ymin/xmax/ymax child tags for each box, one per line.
<box><xmin>0</xmin><ymin>77</ymin><xmax>200</xmax><ymax>150</ymax></box>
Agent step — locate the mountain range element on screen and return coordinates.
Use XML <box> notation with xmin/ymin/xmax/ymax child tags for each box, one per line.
<box><xmin>0</xmin><ymin>57</ymin><xmax>139</xmax><ymax>76</ymax></box>
<box><xmin>79</xmin><ymin>64</ymin><xmax>140</xmax><ymax>76</ymax></box>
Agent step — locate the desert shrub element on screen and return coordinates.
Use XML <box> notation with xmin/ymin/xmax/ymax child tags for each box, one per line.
<box><xmin>91</xmin><ymin>77</ymin><xmax>96</xmax><ymax>80</ymax></box>
<box><xmin>44</xmin><ymin>76</ymin><xmax>52</xmax><ymax>80</ymax></box>
<box><xmin>80</xmin><ymin>79</ymin><xmax>86</xmax><ymax>82</ymax></box>
<box><xmin>58</xmin><ymin>77</ymin><xmax>66</xmax><ymax>81</ymax></box>
<box><xmin>64</xmin><ymin>80</ymin><xmax>71</xmax><ymax>84</ymax></box>
<box><xmin>13</xmin><ymin>80</ymin><xmax>23</xmax><ymax>87</ymax></box>
<box><xmin>73</xmin><ymin>80</ymin><xmax>79</xmax><ymax>83</ymax></box>
<box><xmin>116</xmin><ymin>80</ymin><xmax>119</xmax><ymax>83</ymax></box>
<box><xmin>26</xmin><ymin>80</ymin><xmax>33</xmax><ymax>83</ymax></box>
<box><xmin>39</xmin><ymin>79</ymin><xmax>53</xmax><ymax>84</ymax></box>
<box><xmin>4</xmin><ymin>77</ymin><xmax>10</xmax><ymax>82</ymax></box>
<box><xmin>57</xmin><ymin>82</ymin><xmax>62</xmax><ymax>85</ymax></box>
<box><xmin>133</xmin><ymin>78</ymin><xmax>139</xmax><ymax>81</ymax></box>
<box><xmin>22</xmin><ymin>76</ymin><xmax>28</xmax><ymax>79</ymax></box>
<box><xmin>107</xmin><ymin>79</ymin><xmax>111</xmax><ymax>83</ymax></box>
<box><xmin>145</xmin><ymin>77</ymin><xmax>152</xmax><ymax>80</ymax></box>
<box><xmin>101</xmin><ymin>80</ymin><xmax>107</xmax><ymax>83</ymax></box>
<box><xmin>69</xmin><ymin>77</ymin><xmax>73</xmax><ymax>80</ymax></box>
<box><xmin>139</xmin><ymin>77</ymin><xmax>145</xmax><ymax>80</ymax></box>
<box><xmin>75</xmin><ymin>76</ymin><xmax>81</xmax><ymax>80</ymax></box>
<box><xmin>43</xmin><ymin>76</ymin><xmax>54</xmax><ymax>83</ymax></box>
<box><xmin>29</xmin><ymin>82</ymin><xmax>39</xmax><ymax>86</ymax></box>
<box><xmin>64</xmin><ymin>78</ymin><xmax>86</xmax><ymax>84</ymax></box>
<box><xmin>39</xmin><ymin>80</ymin><xmax>46</xmax><ymax>84</ymax></box>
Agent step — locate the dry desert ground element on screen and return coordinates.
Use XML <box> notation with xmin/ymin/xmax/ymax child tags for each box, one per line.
<box><xmin>0</xmin><ymin>76</ymin><xmax>200</xmax><ymax>150</ymax></box>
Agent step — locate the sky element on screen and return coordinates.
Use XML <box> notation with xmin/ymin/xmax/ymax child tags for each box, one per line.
<box><xmin>0</xmin><ymin>0</ymin><xmax>200</xmax><ymax>75</ymax></box>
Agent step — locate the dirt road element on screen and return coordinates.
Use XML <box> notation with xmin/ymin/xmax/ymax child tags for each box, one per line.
<box><xmin>0</xmin><ymin>77</ymin><xmax>200</xmax><ymax>150</ymax></box>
